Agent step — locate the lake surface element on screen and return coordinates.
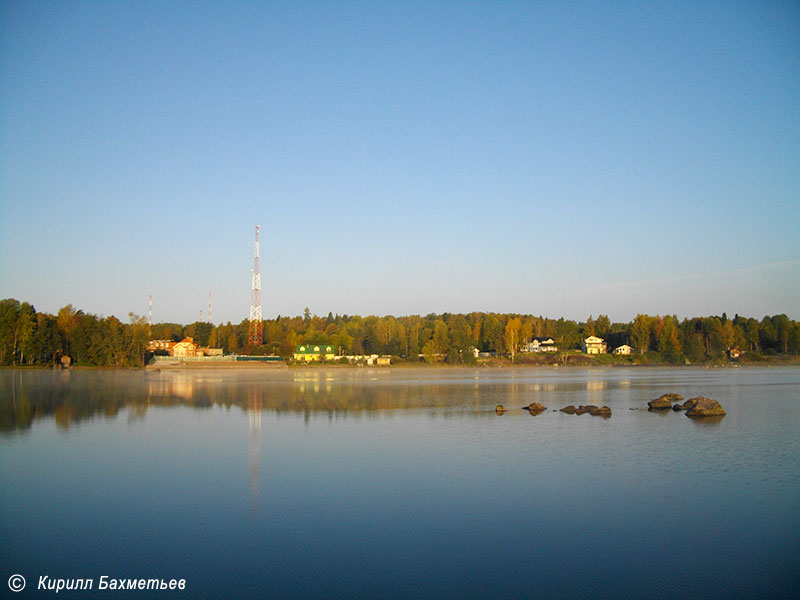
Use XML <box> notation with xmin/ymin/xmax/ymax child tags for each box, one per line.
<box><xmin>1</xmin><ymin>366</ymin><xmax>799</xmax><ymax>599</ymax></box>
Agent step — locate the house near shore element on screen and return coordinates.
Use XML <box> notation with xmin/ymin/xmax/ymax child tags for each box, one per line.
<box><xmin>294</xmin><ymin>344</ymin><xmax>336</xmax><ymax>362</ymax></box>
<box><xmin>582</xmin><ymin>336</ymin><xmax>607</xmax><ymax>354</ymax></box>
<box><xmin>344</xmin><ymin>354</ymin><xmax>381</xmax><ymax>365</ymax></box>
<box><xmin>148</xmin><ymin>339</ymin><xmax>177</xmax><ymax>353</ymax></box>
<box><xmin>172</xmin><ymin>337</ymin><xmax>199</xmax><ymax>357</ymax></box>
<box><xmin>522</xmin><ymin>337</ymin><xmax>558</xmax><ymax>353</ymax></box>
<box><xmin>613</xmin><ymin>344</ymin><xmax>633</xmax><ymax>355</ymax></box>
<box><xmin>149</xmin><ymin>338</ymin><xmax>223</xmax><ymax>357</ymax></box>
<box><xmin>198</xmin><ymin>347</ymin><xmax>223</xmax><ymax>356</ymax></box>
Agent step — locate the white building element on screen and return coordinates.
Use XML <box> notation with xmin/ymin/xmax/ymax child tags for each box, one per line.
<box><xmin>522</xmin><ymin>337</ymin><xmax>558</xmax><ymax>353</ymax></box>
<box><xmin>582</xmin><ymin>336</ymin><xmax>607</xmax><ymax>354</ymax></box>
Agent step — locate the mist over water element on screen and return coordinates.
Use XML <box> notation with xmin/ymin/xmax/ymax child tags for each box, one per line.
<box><xmin>2</xmin><ymin>367</ymin><xmax>799</xmax><ymax>598</ymax></box>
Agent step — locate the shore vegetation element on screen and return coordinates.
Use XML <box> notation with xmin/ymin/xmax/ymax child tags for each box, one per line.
<box><xmin>1</xmin><ymin>298</ymin><xmax>799</xmax><ymax>368</ymax></box>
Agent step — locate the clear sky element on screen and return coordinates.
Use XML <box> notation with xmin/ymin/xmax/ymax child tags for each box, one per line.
<box><xmin>1</xmin><ymin>1</ymin><xmax>798</xmax><ymax>324</ymax></box>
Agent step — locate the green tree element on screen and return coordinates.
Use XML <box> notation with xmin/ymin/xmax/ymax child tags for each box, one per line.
<box><xmin>584</xmin><ymin>315</ymin><xmax>596</xmax><ymax>337</ymax></box>
<box><xmin>520</xmin><ymin>317</ymin><xmax>533</xmax><ymax>348</ymax></box>
<box><xmin>482</xmin><ymin>315</ymin><xmax>503</xmax><ymax>354</ymax></box>
<box><xmin>16</xmin><ymin>302</ymin><xmax>37</xmax><ymax>365</ymax></box>
<box><xmin>422</xmin><ymin>339</ymin><xmax>440</xmax><ymax>363</ymax></box>
<box><xmin>505</xmin><ymin>317</ymin><xmax>522</xmax><ymax>362</ymax></box>
<box><xmin>0</xmin><ymin>299</ymin><xmax>21</xmax><ymax>365</ymax></box>
<box><xmin>432</xmin><ymin>321</ymin><xmax>450</xmax><ymax>355</ymax></box>
<box><xmin>746</xmin><ymin>319</ymin><xmax>760</xmax><ymax>352</ymax></box>
<box><xmin>374</xmin><ymin>316</ymin><xmax>397</xmax><ymax>352</ymax></box>
<box><xmin>630</xmin><ymin>314</ymin><xmax>652</xmax><ymax>355</ymax></box>
<box><xmin>595</xmin><ymin>314</ymin><xmax>611</xmax><ymax>338</ymax></box>
<box><xmin>658</xmin><ymin>316</ymin><xmax>682</xmax><ymax>363</ymax></box>
<box><xmin>772</xmin><ymin>314</ymin><xmax>791</xmax><ymax>353</ymax></box>
<box><xmin>683</xmin><ymin>332</ymin><xmax>705</xmax><ymax>363</ymax></box>
<box><xmin>56</xmin><ymin>304</ymin><xmax>81</xmax><ymax>356</ymax></box>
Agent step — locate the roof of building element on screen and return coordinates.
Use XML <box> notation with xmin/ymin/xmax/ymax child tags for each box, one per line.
<box><xmin>295</xmin><ymin>344</ymin><xmax>335</xmax><ymax>354</ymax></box>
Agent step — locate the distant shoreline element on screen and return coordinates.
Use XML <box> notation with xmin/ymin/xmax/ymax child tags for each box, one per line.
<box><xmin>2</xmin><ymin>355</ymin><xmax>798</xmax><ymax>371</ymax></box>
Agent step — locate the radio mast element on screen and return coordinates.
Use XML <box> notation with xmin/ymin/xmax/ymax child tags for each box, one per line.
<box><xmin>248</xmin><ymin>225</ymin><xmax>263</xmax><ymax>346</ymax></box>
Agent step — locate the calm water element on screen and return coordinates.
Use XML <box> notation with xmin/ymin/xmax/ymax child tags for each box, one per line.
<box><xmin>1</xmin><ymin>367</ymin><xmax>799</xmax><ymax>599</ymax></box>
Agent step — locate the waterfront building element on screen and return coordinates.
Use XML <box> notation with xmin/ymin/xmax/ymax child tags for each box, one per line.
<box><xmin>522</xmin><ymin>337</ymin><xmax>558</xmax><ymax>353</ymax></box>
<box><xmin>172</xmin><ymin>337</ymin><xmax>199</xmax><ymax>357</ymax></box>
<box><xmin>582</xmin><ymin>336</ymin><xmax>607</xmax><ymax>354</ymax></box>
<box><xmin>148</xmin><ymin>340</ymin><xmax>176</xmax><ymax>353</ymax></box>
<box><xmin>294</xmin><ymin>344</ymin><xmax>336</xmax><ymax>362</ymax></box>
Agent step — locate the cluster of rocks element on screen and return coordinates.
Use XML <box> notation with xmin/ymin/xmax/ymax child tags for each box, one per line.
<box><xmin>559</xmin><ymin>404</ymin><xmax>612</xmax><ymax>418</ymax></box>
<box><xmin>496</xmin><ymin>394</ymin><xmax>725</xmax><ymax>419</ymax></box>
<box><xmin>495</xmin><ymin>403</ymin><xmax>611</xmax><ymax>417</ymax></box>
<box><xmin>496</xmin><ymin>403</ymin><xmax>548</xmax><ymax>415</ymax></box>
<box><xmin>647</xmin><ymin>393</ymin><xmax>726</xmax><ymax>417</ymax></box>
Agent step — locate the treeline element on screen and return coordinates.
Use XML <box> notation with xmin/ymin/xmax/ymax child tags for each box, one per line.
<box><xmin>0</xmin><ymin>300</ymin><xmax>149</xmax><ymax>367</ymax></box>
<box><xmin>2</xmin><ymin>298</ymin><xmax>799</xmax><ymax>367</ymax></box>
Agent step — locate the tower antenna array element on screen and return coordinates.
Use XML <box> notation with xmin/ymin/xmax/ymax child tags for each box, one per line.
<box><xmin>208</xmin><ymin>292</ymin><xmax>213</xmax><ymax>325</ymax></box>
<box><xmin>248</xmin><ymin>225</ymin><xmax>263</xmax><ymax>346</ymax></box>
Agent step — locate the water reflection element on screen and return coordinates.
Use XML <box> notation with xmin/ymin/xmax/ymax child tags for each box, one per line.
<box><xmin>247</xmin><ymin>388</ymin><xmax>262</xmax><ymax>510</ymax></box>
<box><xmin>687</xmin><ymin>415</ymin><xmax>725</xmax><ymax>426</ymax></box>
<box><xmin>2</xmin><ymin>366</ymin><xmax>788</xmax><ymax>434</ymax></box>
<box><xmin>2</xmin><ymin>369</ymin><xmax>506</xmax><ymax>432</ymax></box>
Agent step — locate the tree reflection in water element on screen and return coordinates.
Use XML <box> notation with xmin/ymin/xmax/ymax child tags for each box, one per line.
<box><xmin>0</xmin><ymin>368</ymin><xmax>500</xmax><ymax>433</ymax></box>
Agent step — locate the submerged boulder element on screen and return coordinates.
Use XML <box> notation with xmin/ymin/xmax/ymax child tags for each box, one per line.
<box><xmin>589</xmin><ymin>405</ymin><xmax>612</xmax><ymax>417</ymax></box>
<box><xmin>575</xmin><ymin>405</ymin><xmax>597</xmax><ymax>415</ymax></box>
<box><xmin>685</xmin><ymin>397</ymin><xmax>726</xmax><ymax>417</ymax></box>
<box><xmin>495</xmin><ymin>404</ymin><xmax>507</xmax><ymax>414</ymax></box>
<box><xmin>648</xmin><ymin>393</ymin><xmax>683</xmax><ymax>410</ymax></box>
<box><xmin>524</xmin><ymin>402</ymin><xmax>547</xmax><ymax>413</ymax></box>
<box><xmin>560</xmin><ymin>405</ymin><xmax>577</xmax><ymax>414</ymax></box>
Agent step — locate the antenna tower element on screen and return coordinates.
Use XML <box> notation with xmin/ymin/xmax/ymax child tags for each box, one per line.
<box><xmin>148</xmin><ymin>295</ymin><xmax>153</xmax><ymax>336</ymax></box>
<box><xmin>208</xmin><ymin>292</ymin><xmax>213</xmax><ymax>324</ymax></box>
<box><xmin>248</xmin><ymin>224</ymin><xmax>263</xmax><ymax>346</ymax></box>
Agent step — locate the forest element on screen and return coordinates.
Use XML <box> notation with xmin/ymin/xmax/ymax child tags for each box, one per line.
<box><xmin>1</xmin><ymin>298</ymin><xmax>799</xmax><ymax>368</ymax></box>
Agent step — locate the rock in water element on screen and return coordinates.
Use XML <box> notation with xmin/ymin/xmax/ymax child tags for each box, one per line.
<box><xmin>685</xmin><ymin>397</ymin><xmax>726</xmax><ymax>417</ymax></box>
<box><xmin>589</xmin><ymin>405</ymin><xmax>612</xmax><ymax>417</ymax></box>
<box><xmin>575</xmin><ymin>405</ymin><xmax>597</xmax><ymax>415</ymax></box>
<box><xmin>560</xmin><ymin>405</ymin><xmax>577</xmax><ymax>414</ymax></box>
<box><xmin>648</xmin><ymin>393</ymin><xmax>683</xmax><ymax>410</ymax></box>
<box><xmin>495</xmin><ymin>404</ymin><xmax>507</xmax><ymax>414</ymax></box>
<box><xmin>672</xmin><ymin>399</ymin><xmax>694</xmax><ymax>412</ymax></box>
<box><xmin>525</xmin><ymin>402</ymin><xmax>547</xmax><ymax>413</ymax></box>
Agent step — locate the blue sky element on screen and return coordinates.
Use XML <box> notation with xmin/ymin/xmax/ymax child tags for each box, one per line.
<box><xmin>1</xmin><ymin>1</ymin><xmax>798</xmax><ymax>324</ymax></box>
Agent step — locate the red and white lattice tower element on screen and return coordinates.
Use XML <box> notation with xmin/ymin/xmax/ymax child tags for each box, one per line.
<box><xmin>208</xmin><ymin>292</ymin><xmax>213</xmax><ymax>325</ymax></box>
<box><xmin>248</xmin><ymin>225</ymin><xmax>263</xmax><ymax>346</ymax></box>
<box><xmin>148</xmin><ymin>295</ymin><xmax>152</xmax><ymax>335</ymax></box>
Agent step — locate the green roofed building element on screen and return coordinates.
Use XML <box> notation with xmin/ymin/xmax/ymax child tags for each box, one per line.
<box><xmin>294</xmin><ymin>344</ymin><xmax>336</xmax><ymax>362</ymax></box>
